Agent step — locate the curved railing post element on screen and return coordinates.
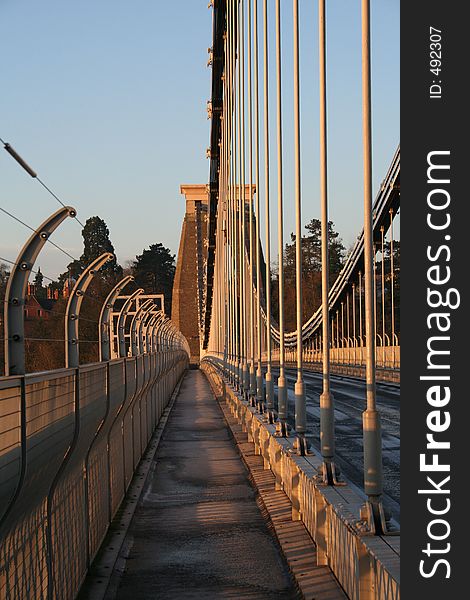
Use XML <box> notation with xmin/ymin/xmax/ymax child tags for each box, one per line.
<box><xmin>65</xmin><ymin>252</ymin><xmax>114</xmax><ymax>368</ymax></box>
<box><xmin>3</xmin><ymin>206</ymin><xmax>77</xmax><ymax>375</ymax></box>
<box><xmin>144</xmin><ymin>313</ymin><xmax>157</xmax><ymax>354</ymax></box>
<box><xmin>165</xmin><ymin>324</ymin><xmax>176</xmax><ymax>352</ymax></box>
<box><xmin>133</xmin><ymin>299</ymin><xmax>154</xmax><ymax>356</ymax></box>
<box><xmin>98</xmin><ymin>275</ymin><xmax>134</xmax><ymax>361</ymax></box>
<box><xmin>116</xmin><ymin>289</ymin><xmax>144</xmax><ymax>358</ymax></box>
<box><xmin>162</xmin><ymin>319</ymin><xmax>172</xmax><ymax>351</ymax></box>
<box><xmin>130</xmin><ymin>299</ymin><xmax>154</xmax><ymax>356</ymax></box>
<box><xmin>149</xmin><ymin>314</ymin><xmax>160</xmax><ymax>353</ymax></box>
<box><xmin>162</xmin><ymin>320</ymin><xmax>173</xmax><ymax>352</ymax></box>
<box><xmin>149</xmin><ymin>313</ymin><xmax>163</xmax><ymax>353</ymax></box>
<box><xmin>155</xmin><ymin>316</ymin><xmax>170</xmax><ymax>351</ymax></box>
<box><xmin>151</xmin><ymin>313</ymin><xmax>166</xmax><ymax>352</ymax></box>
<box><xmin>151</xmin><ymin>311</ymin><xmax>166</xmax><ymax>351</ymax></box>
<box><xmin>138</xmin><ymin>305</ymin><xmax>160</xmax><ymax>354</ymax></box>
<box><xmin>154</xmin><ymin>317</ymin><xmax>165</xmax><ymax>352</ymax></box>
<box><xmin>169</xmin><ymin>328</ymin><xmax>178</xmax><ymax>351</ymax></box>
<box><xmin>146</xmin><ymin>311</ymin><xmax>164</xmax><ymax>353</ymax></box>
<box><xmin>140</xmin><ymin>311</ymin><xmax>152</xmax><ymax>354</ymax></box>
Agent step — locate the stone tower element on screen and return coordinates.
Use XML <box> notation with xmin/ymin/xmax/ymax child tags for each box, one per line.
<box><xmin>172</xmin><ymin>184</ymin><xmax>258</xmax><ymax>365</ymax></box>
<box><xmin>171</xmin><ymin>185</ymin><xmax>208</xmax><ymax>364</ymax></box>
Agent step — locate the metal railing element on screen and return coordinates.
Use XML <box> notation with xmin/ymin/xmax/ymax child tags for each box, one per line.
<box><xmin>0</xmin><ymin>205</ymin><xmax>190</xmax><ymax>599</ymax></box>
<box><xmin>270</xmin><ymin>342</ymin><xmax>400</xmax><ymax>372</ymax></box>
<box><xmin>0</xmin><ymin>349</ymin><xmax>188</xmax><ymax>599</ymax></box>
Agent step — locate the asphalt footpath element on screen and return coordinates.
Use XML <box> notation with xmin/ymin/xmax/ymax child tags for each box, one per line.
<box><xmin>108</xmin><ymin>369</ymin><xmax>300</xmax><ymax>599</ymax></box>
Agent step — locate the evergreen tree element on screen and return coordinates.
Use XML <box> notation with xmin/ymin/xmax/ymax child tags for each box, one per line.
<box><xmin>33</xmin><ymin>268</ymin><xmax>46</xmax><ymax>299</ymax></box>
<box><xmin>284</xmin><ymin>219</ymin><xmax>345</xmax><ymax>284</ymax></box>
<box><xmin>132</xmin><ymin>243</ymin><xmax>176</xmax><ymax>315</ymax></box>
<box><xmin>80</xmin><ymin>216</ymin><xmax>122</xmax><ymax>279</ymax></box>
<box><xmin>282</xmin><ymin>219</ymin><xmax>346</xmax><ymax>330</ymax></box>
<box><xmin>57</xmin><ymin>216</ymin><xmax>122</xmax><ymax>287</ymax></box>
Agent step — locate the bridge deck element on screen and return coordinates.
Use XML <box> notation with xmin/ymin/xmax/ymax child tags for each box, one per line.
<box><xmin>106</xmin><ymin>370</ymin><xmax>300</xmax><ymax>599</ymax></box>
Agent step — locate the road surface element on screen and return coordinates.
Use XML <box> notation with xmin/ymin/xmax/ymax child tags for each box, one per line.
<box><xmin>270</xmin><ymin>367</ymin><xmax>400</xmax><ymax>522</ymax></box>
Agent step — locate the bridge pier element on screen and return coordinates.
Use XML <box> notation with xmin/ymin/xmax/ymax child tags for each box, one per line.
<box><xmin>171</xmin><ymin>185</ymin><xmax>209</xmax><ymax>365</ymax></box>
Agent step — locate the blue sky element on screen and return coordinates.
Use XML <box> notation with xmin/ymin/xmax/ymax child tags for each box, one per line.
<box><xmin>1</xmin><ymin>0</ymin><xmax>399</xmax><ymax>280</ymax></box>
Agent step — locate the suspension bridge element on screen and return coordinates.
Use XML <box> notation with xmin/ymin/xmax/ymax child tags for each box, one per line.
<box><xmin>1</xmin><ymin>1</ymin><xmax>400</xmax><ymax>599</ymax></box>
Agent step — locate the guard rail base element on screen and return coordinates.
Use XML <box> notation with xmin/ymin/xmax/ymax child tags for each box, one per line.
<box><xmin>289</xmin><ymin>362</ymin><xmax>400</xmax><ymax>384</ymax></box>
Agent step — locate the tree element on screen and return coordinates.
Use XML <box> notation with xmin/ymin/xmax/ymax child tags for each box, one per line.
<box><xmin>33</xmin><ymin>268</ymin><xmax>44</xmax><ymax>288</ymax></box>
<box><xmin>285</xmin><ymin>219</ymin><xmax>345</xmax><ymax>283</ymax></box>
<box><xmin>132</xmin><ymin>243</ymin><xmax>176</xmax><ymax>315</ymax></box>
<box><xmin>80</xmin><ymin>216</ymin><xmax>122</xmax><ymax>280</ymax></box>
<box><xmin>33</xmin><ymin>267</ymin><xmax>46</xmax><ymax>299</ymax></box>
<box><xmin>0</xmin><ymin>262</ymin><xmax>9</xmax><ymax>292</ymax></box>
<box><xmin>56</xmin><ymin>216</ymin><xmax>122</xmax><ymax>288</ymax></box>
<box><xmin>281</xmin><ymin>219</ymin><xmax>346</xmax><ymax>329</ymax></box>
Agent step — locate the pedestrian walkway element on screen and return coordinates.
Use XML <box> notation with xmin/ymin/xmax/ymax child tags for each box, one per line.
<box><xmin>108</xmin><ymin>369</ymin><xmax>300</xmax><ymax>599</ymax></box>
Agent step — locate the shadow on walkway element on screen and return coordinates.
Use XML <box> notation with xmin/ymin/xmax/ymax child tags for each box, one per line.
<box><xmin>109</xmin><ymin>369</ymin><xmax>300</xmax><ymax>599</ymax></box>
